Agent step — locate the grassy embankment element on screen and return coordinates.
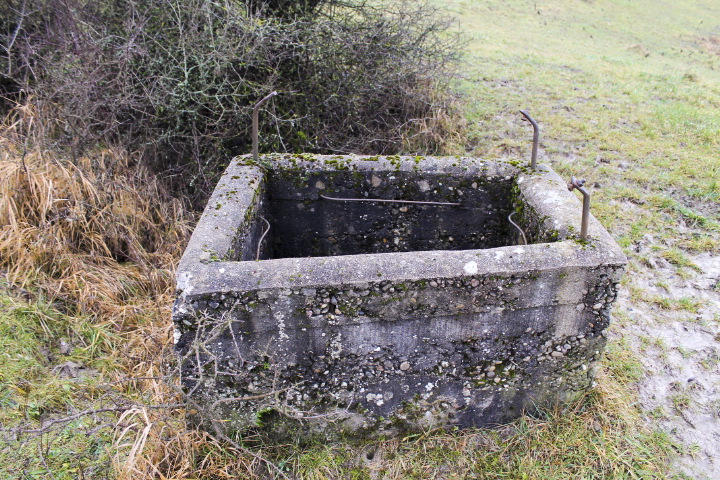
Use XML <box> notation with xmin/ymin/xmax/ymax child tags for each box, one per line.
<box><xmin>1</xmin><ymin>0</ymin><xmax>718</xmax><ymax>478</ymax></box>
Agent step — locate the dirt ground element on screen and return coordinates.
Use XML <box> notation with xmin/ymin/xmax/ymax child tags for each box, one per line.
<box><xmin>611</xmin><ymin>229</ymin><xmax>720</xmax><ymax>479</ymax></box>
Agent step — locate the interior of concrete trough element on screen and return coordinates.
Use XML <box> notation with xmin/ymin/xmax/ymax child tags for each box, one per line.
<box><xmin>253</xmin><ymin>170</ymin><xmax>523</xmax><ymax>259</ymax></box>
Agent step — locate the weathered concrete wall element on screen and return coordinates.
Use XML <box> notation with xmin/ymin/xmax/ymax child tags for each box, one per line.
<box><xmin>173</xmin><ymin>155</ymin><xmax>626</xmax><ymax>443</ymax></box>
<box><xmin>264</xmin><ymin>168</ymin><xmax>514</xmax><ymax>258</ymax></box>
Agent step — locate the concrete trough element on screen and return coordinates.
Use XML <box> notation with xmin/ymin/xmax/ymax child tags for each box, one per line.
<box><xmin>173</xmin><ymin>154</ymin><xmax>626</xmax><ymax>442</ymax></box>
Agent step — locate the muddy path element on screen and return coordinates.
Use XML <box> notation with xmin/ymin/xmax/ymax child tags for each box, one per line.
<box><xmin>610</xmin><ymin>235</ymin><xmax>720</xmax><ymax>479</ymax></box>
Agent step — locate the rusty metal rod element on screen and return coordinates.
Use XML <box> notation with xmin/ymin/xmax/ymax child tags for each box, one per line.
<box><xmin>253</xmin><ymin>91</ymin><xmax>278</xmax><ymax>164</ymax></box>
<box><xmin>256</xmin><ymin>215</ymin><xmax>270</xmax><ymax>261</ymax></box>
<box><xmin>508</xmin><ymin>212</ymin><xmax>527</xmax><ymax>245</ymax></box>
<box><xmin>320</xmin><ymin>194</ymin><xmax>460</xmax><ymax>206</ymax></box>
<box><xmin>567</xmin><ymin>176</ymin><xmax>590</xmax><ymax>240</ymax></box>
<box><xmin>519</xmin><ymin>110</ymin><xmax>539</xmax><ymax>170</ymax></box>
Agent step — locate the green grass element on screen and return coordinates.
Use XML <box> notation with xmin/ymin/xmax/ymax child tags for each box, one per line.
<box><xmin>279</xmin><ymin>389</ymin><xmax>679</xmax><ymax>479</ymax></box>
<box><xmin>444</xmin><ymin>0</ymin><xmax>719</xmax><ymax>245</ymax></box>
<box><xmin>605</xmin><ymin>339</ymin><xmax>645</xmax><ymax>384</ymax></box>
<box><xmin>0</xmin><ymin>291</ymin><xmax>117</xmax><ymax>479</ymax></box>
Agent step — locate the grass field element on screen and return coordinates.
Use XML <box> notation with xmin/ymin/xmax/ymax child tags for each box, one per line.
<box><xmin>1</xmin><ymin>0</ymin><xmax>719</xmax><ymax>478</ymax></box>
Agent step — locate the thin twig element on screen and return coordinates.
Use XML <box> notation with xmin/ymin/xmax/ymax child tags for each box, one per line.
<box><xmin>209</xmin><ymin>388</ymin><xmax>293</xmax><ymax>411</ymax></box>
<box><xmin>2</xmin><ymin>404</ymin><xmax>185</xmax><ymax>437</ymax></box>
<box><xmin>320</xmin><ymin>194</ymin><xmax>460</xmax><ymax>206</ymax></box>
<box><xmin>38</xmin><ymin>438</ymin><xmax>57</xmax><ymax>480</ymax></box>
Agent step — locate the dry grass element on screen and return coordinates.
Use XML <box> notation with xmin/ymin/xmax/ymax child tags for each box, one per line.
<box><xmin>0</xmin><ymin>102</ymin><xmax>197</xmax><ymax>478</ymax></box>
<box><xmin>0</xmin><ymin>114</ymin><xmax>190</xmax><ymax>324</ymax></box>
<box><xmin>0</xmin><ymin>101</ymin><xmax>301</xmax><ymax>480</ymax></box>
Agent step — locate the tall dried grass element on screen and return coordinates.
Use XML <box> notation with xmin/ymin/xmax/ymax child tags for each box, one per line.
<box><xmin>0</xmin><ymin>103</ymin><xmax>220</xmax><ymax>479</ymax></box>
<box><xmin>0</xmin><ymin>101</ymin><xmax>301</xmax><ymax>480</ymax></box>
<box><xmin>0</xmin><ymin>108</ymin><xmax>191</xmax><ymax>325</ymax></box>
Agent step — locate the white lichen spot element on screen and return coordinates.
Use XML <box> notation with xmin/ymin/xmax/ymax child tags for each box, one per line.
<box><xmin>418</xmin><ymin>180</ymin><xmax>431</xmax><ymax>192</ymax></box>
<box><xmin>518</xmin><ymin>176</ymin><xmax>524</xmax><ymax>184</ymax></box>
<box><xmin>463</xmin><ymin>261</ymin><xmax>478</xmax><ymax>275</ymax></box>
<box><xmin>276</xmin><ymin>313</ymin><xmax>289</xmax><ymax>340</ymax></box>
<box><xmin>371</xmin><ymin>175</ymin><xmax>382</xmax><ymax>187</ymax></box>
<box><xmin>330</xmin><ymin>333</ymin><xmax>343</xmax><ymax>360</ymax></box>
<box><xmin>425</xmin><ymin>382</ymin><xmax>434</xmax><ymax>392</ymax></box>
<box><xmin>176</xmin><ymin>271</ymin><xmax>194</xmax><ymax>300</ymax></box>
<box><xmin>173</xmin><ymin>327</ymin><xmax>182</xmax><ymax>344</ymax></box>
<box><xmin>495</xmin><ymin>251</ymin><xmax>505</xmax><ymax>259</ymax></box>
<box><xmin>513</xmin><ymin>248</ymin><xmax>525</xmax><ymax>254</ymax></box>
<box><xmin>315</xmin><ymin>180</ymin><xmax>325</xmax><ymax>189</ymax></box>
<box><xmin>219</xmin><ymin>268</ymin><xmax>225</xmax><ymax>273</ymax></box>
<box><xmin>542</xmin><ymin>191</ymin><xmax>563</xmax><ymax>205</ymax></box>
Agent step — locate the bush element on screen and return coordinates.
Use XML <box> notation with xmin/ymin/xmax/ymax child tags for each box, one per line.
<box><xmin>1</xmin><ymin>0</ymin><xmax>461</xmax><ymax>198</ymax></box>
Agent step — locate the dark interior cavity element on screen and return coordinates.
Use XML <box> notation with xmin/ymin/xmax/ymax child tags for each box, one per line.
<box><xmin>252</xmin><ymin>170</ymin><xmax>520</xmax><ymax>260</ymax></box>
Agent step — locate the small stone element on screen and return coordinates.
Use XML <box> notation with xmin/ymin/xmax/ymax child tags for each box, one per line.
<box><xmin>429</xmin><ymin>281</ymin><xmax>438</xmax><ymax>288</ymax></box>
<box><xmin>576</xmin><ymin>303</ymin><xmax>585</xmax><ymax>311</ymax></box>
<box><xmin>399</xmin><ymin>206</ymin><xmax>408</xmax><ymax>213</ymax></box>
<box><xmin>400</xmin><ymin>361</ymin><xmax>410</xmax><ymax>371</ymax></box>
<box><xmin>593</xmin><ymin>303</ymin><xmax>603</xmax><ymax>310</ymax></box>
<box><xmin>471</xmin><ymin>279</ymin><xmax>480</xmax><ymax>288</ymax></box>
<box><xmin>462</xmin><ymin>388</ymin><xmax>471</xmax><ymax>397</ymax></box>
<box><xmin>494</xmin><ymin>377</ymin><xmax>501</xmax><ymax>383</ymax></box>
<box><xmin>551</xmin><ymin>351</ymin><xmax>564</xmax><ymax>357</ymax></box>
<box><xmin>580</xmin><ymin>338</ymin><xmax>587</xmax><ymax>345</ymax></box>
<box><xmin>487</xmin><ymin>371</ymin><xmax>496</xmax><ymax>378</ymax></box>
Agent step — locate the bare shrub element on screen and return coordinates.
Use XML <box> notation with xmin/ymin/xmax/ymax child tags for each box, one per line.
<box><xmin>1</xmin><ymin>0</ymin><xmax>462</xmax><ymax>198</ymax></box>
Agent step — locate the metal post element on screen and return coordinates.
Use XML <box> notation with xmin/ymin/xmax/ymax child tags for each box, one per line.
<box><xmin>567</xmin><ymin>176</ymin><xmax>590</xmax><ymax>240</ymax></box>
<box><xmin>253</xmin><ymin>91</ymin><xmax>278</xmax><ymax>163</ymax></box>
<box><xmin>519</xmin><ymin>110</ymin><xmax>539</xmax><ymax>170</ymax></box>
